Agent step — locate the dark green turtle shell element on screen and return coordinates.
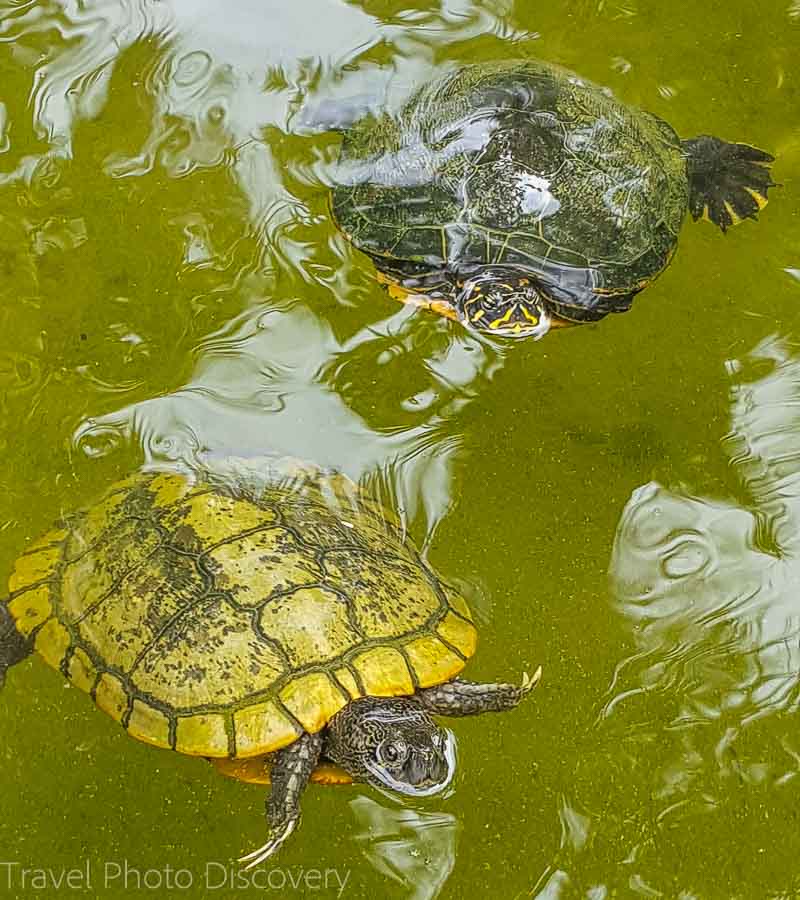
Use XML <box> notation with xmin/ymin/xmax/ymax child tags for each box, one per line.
<box><xmin>331</xmin><ymin>59</ymin><xmax>690</xmax><ymax>319</ymax></box>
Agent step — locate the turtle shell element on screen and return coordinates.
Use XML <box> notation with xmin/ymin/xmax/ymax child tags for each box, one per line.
<box><xmin>331</xmin><ymin>59</ymin><xmax>689</xmax><ymax>318</ymax></box>
<box><xmin>4</xmin><ymin>468</ymin><xmax>476</xmax><ymax>758</ymax></box>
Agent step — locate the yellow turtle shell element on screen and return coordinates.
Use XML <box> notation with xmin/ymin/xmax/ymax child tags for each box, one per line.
<box><xmin>5</xmin><ymin>468</ymin><xmax>477</xmax><ymax>759</ymax></box>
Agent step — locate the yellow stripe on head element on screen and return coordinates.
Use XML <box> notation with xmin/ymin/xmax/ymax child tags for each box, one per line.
<box><xmin>489</xmin><ymin>306</ymin><xmax>516</xmax><ymax>329</ymax></box>
<box><xmin>521</xmin><ymin>306</ymin><xmax>539</xmax><ymax>324</ymax></box>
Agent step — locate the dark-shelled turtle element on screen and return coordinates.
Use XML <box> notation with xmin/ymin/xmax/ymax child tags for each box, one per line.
<box><xmin>330</xmin><ymin>59</ymin><xmax>775</xmax><ymax>338</ymax></box>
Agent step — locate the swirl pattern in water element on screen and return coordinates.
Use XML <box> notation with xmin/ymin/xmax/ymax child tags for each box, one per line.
<box><xmin>0</xmin><ymin>0</ymin><xmax>798</xmax><ymax>897</ymax></box>
<box><xmin>609</xmin><ymin>332</ymin><xmax>800</xmax><ymax>739</ymax></box>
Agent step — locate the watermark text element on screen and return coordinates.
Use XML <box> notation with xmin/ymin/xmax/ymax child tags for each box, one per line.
<box><xmin>0</xmin><ymin>860</ymin><xmax>351</xmax><ymax>896</ymax></box>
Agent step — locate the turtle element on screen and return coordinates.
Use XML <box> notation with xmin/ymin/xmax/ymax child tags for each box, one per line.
<box><xmin>0</xmin><ymin>462</ymin><xmax>539</xmax><ymax>865</ymax></box>
<box><xmin>329</xmin><ymin>59</ymin><xmax>776</xmax><ymax>339</ymax></box>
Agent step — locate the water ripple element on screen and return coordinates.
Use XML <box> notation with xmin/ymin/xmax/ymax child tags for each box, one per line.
<box><xmin>73</xmin><ymin>298</ymin><xmax>502</xmax><ymax>543</ymax></box>
<box><xmin>609</xmin><ymin>334</ymin><xmax>800</xmax><ymax>724</ymax></box>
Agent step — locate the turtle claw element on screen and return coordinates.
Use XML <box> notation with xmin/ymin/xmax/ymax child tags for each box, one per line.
<box><xmin>521</xmin><ymin>665</ymin><xmax>543</xmax><ymax>695</ymax></box>
<box><xmin>239</xmin><ymin>816</ymin><xmax>298</xmax><ymax>870</ymax></box>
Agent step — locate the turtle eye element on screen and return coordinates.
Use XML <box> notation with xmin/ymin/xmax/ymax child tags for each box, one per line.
<box><xmin>378</xmin><ymin>739</ymin><xmax>409</xmax><ymax>766</ymax></box>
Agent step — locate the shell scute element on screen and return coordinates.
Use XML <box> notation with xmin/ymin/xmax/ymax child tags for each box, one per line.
<box><xmin>11</xmin><ymin>466</ymin><xmax>476</xmax><ymax>756</ymax></box>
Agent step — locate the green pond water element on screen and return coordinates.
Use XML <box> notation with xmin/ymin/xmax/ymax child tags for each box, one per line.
<box><xmin>1</xmin><ymin>1</ymin><xmax>800</xmax><ymax>897</ymax></box>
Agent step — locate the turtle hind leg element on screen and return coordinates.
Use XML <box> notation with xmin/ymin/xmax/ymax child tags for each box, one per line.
<box><xmin>682</xmin><ymin>135</ymin><xmax>776</xmax><ymax>232</ymax></box>
<box><xmin>0</xmin><ymin>601</ymin><xmax>32</xmax><ymax>689</ymax></box>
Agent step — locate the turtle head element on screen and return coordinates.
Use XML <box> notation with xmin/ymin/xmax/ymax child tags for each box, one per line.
<box><xmin>455</xmin><ymin>267</ymin><xmax>551</xmax><ymax>339</ymax></box>
<box><xmin>325</xmin><ymin>696</ymin><xmax>456</xmax><ymax>797</ymax></box>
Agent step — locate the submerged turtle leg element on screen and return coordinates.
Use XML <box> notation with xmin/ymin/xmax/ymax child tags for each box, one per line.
<box><xmin>416</xmin><ymin>666</ymin><xmax>542</xmax><ymax>717</ymax></box>
<box><xmin>239</xmin><ymin>731</ymin><xmax>323</xmax><ymax>868</ymax></box>
<box><xmin>0</xmin><ymin>602</ymin><xmax>32</xmax><ymax>689</ymax></box>
<box><xmin>682</xmin><ymin>135</ymin><xmax>776</xmax><ymax>232</ymax></box>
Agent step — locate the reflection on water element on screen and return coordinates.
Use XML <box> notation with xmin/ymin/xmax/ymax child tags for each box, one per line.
<box><xmin>1</xmin><ymin>0</ymin><xmax>798</xmax><ymax>897</ymax></box>
<box><xmin>0</xmin><ymin>0</ymin><xmax>532</xmax><ymax>275</ymax></box>
<box><xmin>0</xmin><ymin>0</ymin><xmax>520</xmax><ymax>548</ymax></box>
<box><xmin>594</xmin><ymin>334</ymin><xmax>800</xmax><ymax>893</ymax></box>
<box><xmin>73</xmin><ymin>293</ymin><xmax>504</xmax><ymax>544</ymax></box>
<box><xmin>351</xmin><ymin>795</ymin><xmax>460</xmax><ymax>900</ymax></box>
<box><xmin>528</xmin><ymin>335</ymin><xmax>800</xmax><ymax>896</ymax></box>
<box><xmin>610</xmin><ymin>334</ymin><xmax>800</xmax><ymax>722</ymax></box>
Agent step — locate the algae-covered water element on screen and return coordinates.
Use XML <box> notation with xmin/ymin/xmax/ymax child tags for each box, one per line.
<box><xmin>1</xmin><ymin>1</ymin><xmax>800</xmax><ymax>897</ymax></box>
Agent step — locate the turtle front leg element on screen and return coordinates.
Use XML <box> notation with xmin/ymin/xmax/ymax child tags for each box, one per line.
<box><xmin>0</xmin><ymin>603</ymin><xmax>32</xmax><ymax>689</ymax></box>
<box><xmin>416</xmin><ymin>666</ymin><xmax>542</xmax><ymax>717</ymax></box>
<box><xmin>239</xmin><ymin>731</ymin><xmax>323</xmax><ymax>869</ymax></box>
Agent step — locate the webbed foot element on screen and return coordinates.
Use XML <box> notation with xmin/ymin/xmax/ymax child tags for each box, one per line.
<box><xmin>683</xmin><ymin>135</ymin><xmax>776</xmax><ymax>231</ymax></box>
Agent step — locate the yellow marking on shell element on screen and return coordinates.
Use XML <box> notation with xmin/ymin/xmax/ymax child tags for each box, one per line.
<box><xmin>444</xmin><ymin>587</ymin><xmax>473</xmax><ymax>622</ymax></box>
<box><xmin>429</xmin><ymin>299</ymin><xmax>459</xmax><ymax>322</ymax></box>
<box><xmin>77</xmin><ymin>549</ymin><xmax>206</xmax><ymax>672</ymax></box>
<box><xmin>279</xmin><ymin>672</ymin><xmax>347</xmax><ymax>734</ymax></box>
<box><xmin>352</xmin><ymin>646</ymin><xmax>414</xmax><ymax>697</ymax></box>
<box><xmin>324</xmin><ymin>551</ymin><xmax>440</xmax><ymax>640</ymax></box>
<box><xmin>745</xmin><ymin>187</ymin><xmax>769</xmax><ymax>210</ymax></box>
<box><xmin>489</xmin><ymin>306</ymin><xmax>516</xmax><ymax>330</ymax></box>
<box><xmin>233</xmin><ymin>701</ymin><xmax>299</xmax><ymax>758</ymax></box>
<box><xmin>126</xmin><ymin>700</ymin><xmax>171</xmax><ymax>750</ymax></box>
<box><xmin>132</xmin><ymin>600</ymin><xmax>285</xmax><ymax>707</ymax></box>
<box><xmin>164</xmin><ymin>491</ymin><xmax>277</xmax><ymax>547</ymax></box>
<box><xmin>61</xmin><ymin>519</ymin><xmax>162</xmax><ymax>624</ymax></box>
<box><xmin>61</xmin><ymin>553</ymin><xmax>112</xmax><ymax>622</ymax></box>
<box><xmin>26</xmin><ymin>529</ymin><xmax>68</xmax><ymax>555</ymax></box>
<box><xmin>210</xmin><ymin>756</ymin><xmax>352</xmax><ymax>786</ymax></box>
<box><xmin>33</xmin><ymin>618</ymin><xmax>72</xmax><ymax>671</ymax></box>
<box><xmin>436</xmin><ymin>613</ymin><xmax>478</xmax><ymax>659</ymax></box>
<box><xmin>94</xmin><ymin>672</ymin><xmax>129</xmax><ymax>724</ymax></box>
<box><xmin>376</xmin><ymin>270</ymin><xmax>414</xmax><ymax>303</ymax></box>
<box><xmin>147</xmin><ymin>472</ymin><xmax>197</xmax><ymax>510</ymax></box>
<box><xmin>175</xmin><ymin>713</ymin><xmax>229</xmax><ymax>757</ymax></box>
<box><xmin>403</xmin><ymin>635</ymin><xmax>466</xmax><ymax>689</ymax></box>
<box><xmin>387</xmin><ymin>282</ymin><xmax>413</xmax><ymax>302</ymax></box>
<box><xmin>376</xmin><ymin>269</ymin><xmax>458</xmax><ymax>321</ymax></box>
<box><xmin>8</xmin><ymin>539</ymin><xmax>63</xmax><ymax>594</ymax></box>
<box><xmin>206</xmin><ymin>530</ymin><xmax>321</xmax><ymax>608</ymax></box>
<box><xmin>212</xmin><ymin>756</ymin><xmax>269</xmax><ymax>784</ymax></box>
<box><xmin>334</xmin><ymin>667</ymin><xmax>362</xmax><ymax>699</ymax></box>
<box><xmin>311</xmin><ymin>763</ymin><xmax>353</xmax><ymax>785</ymax></box>
<box><xmin>67</xmin><ymin>647</ymin><xmax>97</xmax><ymax>694</ymax></box>
<box><xmin>723</xmin><ymin>202</ymin><xmax>742</xmax><ymax>226</ymax></box>
<box><xmin>8</xmin><ymin>585</ymin><xmax>52</xmax><ymax>637</ymax></box>
<box><xmin>258</xmin><ymin>587</ymin><xmax>361</xmax><ymax>667</ymax></box>
<box><xmin>471</xmin><ymin>309</ymin><xmax>486</xmax><ymax>322</ymax></box>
